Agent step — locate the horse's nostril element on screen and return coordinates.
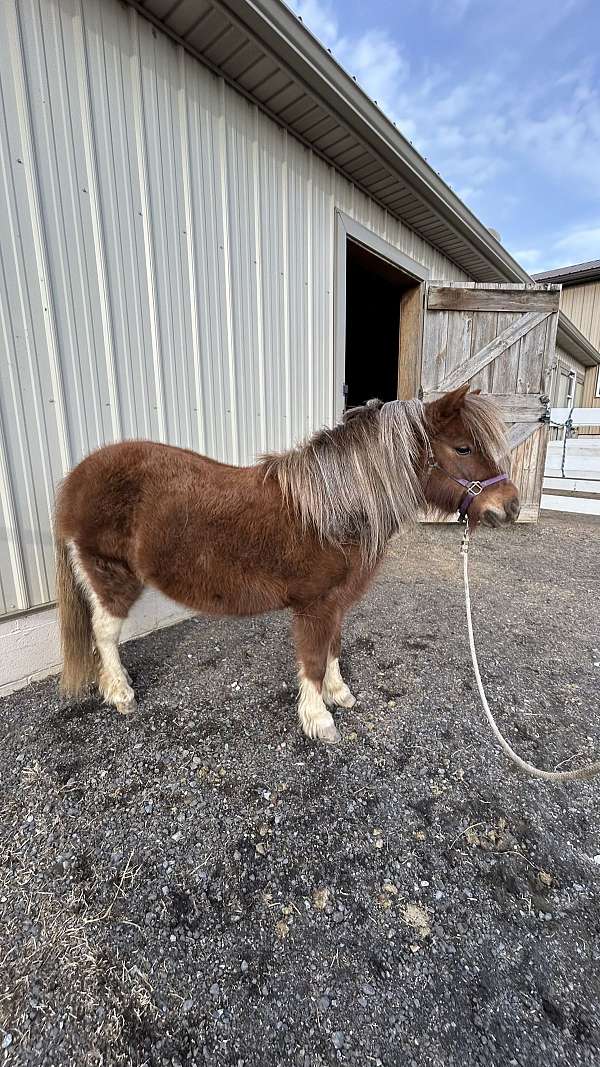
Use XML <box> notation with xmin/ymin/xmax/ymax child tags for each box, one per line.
<box><xmin>482</xmin><ymin>509</ymin><xmax>502</xmax><ymax>527</ymax></box>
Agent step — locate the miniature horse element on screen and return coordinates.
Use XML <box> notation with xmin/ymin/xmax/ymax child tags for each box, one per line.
<box><xmin>54</xmin><ymin>385</ymin><xmax>519</xmax><ymax>743</ymax></box>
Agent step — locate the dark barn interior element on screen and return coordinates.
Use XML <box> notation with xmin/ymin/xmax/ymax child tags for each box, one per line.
<box><xmin>344</xmin><ymin>239</ymin><xmax>414</xmax><ymax>409</ymax></box>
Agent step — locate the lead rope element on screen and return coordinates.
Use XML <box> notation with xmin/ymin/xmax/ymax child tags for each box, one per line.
<box><xmin>461</xmin><ymin>519</ymin><xmax>600</xmax><ymax>782</ymax></box>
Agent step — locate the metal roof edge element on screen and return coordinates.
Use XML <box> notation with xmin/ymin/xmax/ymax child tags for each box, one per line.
<box><xmin>557</xmin><ymin>311</ymin><xmax>600</xmax><ymax>368</ymax></box>
<box><xmin>533</xmin><ymin>264</ymin><xmax>600</xmax><ymax>286</ymax></box>
<box><xmin>207</xmin><ymin>0</ymin><xmax>532</xmax><ymax>284</ymax></box>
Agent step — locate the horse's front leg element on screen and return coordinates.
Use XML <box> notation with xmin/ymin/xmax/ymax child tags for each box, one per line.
<box><xmin>292</xmin><ymin>607</ymin><xmax>341</xmax><ymax>744</ymax></box>
<box><xmin>322</xmin><ymin>615</ymin><xmax>356</xmax><ymax>709</ymax></box>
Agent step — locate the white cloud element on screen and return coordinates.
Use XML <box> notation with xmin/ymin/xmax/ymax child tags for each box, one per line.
<box><xmin>512</xmin><ymin>227</ymin><xmax>600</xmax><ymax>273</ymax></box>
<box><xmin>510</xmin><ymin>249</ymin><xmax>544</xmax><ymax>270</ymax></box>
<box><xmin>291</xmin><ymin>0</ymin><xmax>600</xmax><ymax>264</ymax></box>
<box><xmin>292</xmin><ymin>0</ymin><xmax>408</xmax><ymax>119</ymax></box>
<box><xmin>552</xmin><ymin>225</ymin><xmax>600</xmax><ymax>266</ymax></box>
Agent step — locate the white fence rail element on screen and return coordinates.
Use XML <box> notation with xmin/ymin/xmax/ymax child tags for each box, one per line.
<box><xmin>549</xmin><ymin>407</ymin><xmax>600</xmax><ymax>427</ymax></box>
<box><xmin>541</xmin><ymin>409</ymin><xmax>600</xmax><ymax>516</ymax></box>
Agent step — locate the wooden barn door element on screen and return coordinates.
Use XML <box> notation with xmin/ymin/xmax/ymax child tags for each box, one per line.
<box><xmin>421</xmin><ymin>282</ymin><xmax>561</xmax><ymax>522</ymax></box>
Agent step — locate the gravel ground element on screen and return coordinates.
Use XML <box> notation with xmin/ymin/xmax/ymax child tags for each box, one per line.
<box><xmin>1</xmin><ymin>512</ymin><xmax>600</xmax><ymax>1067</ymax></box>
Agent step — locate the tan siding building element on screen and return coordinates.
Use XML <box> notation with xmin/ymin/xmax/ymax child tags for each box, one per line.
<box><xmin>534</xmin><ymin>261</ymin><xmax>600</xmax><ymax>428</ymax></box>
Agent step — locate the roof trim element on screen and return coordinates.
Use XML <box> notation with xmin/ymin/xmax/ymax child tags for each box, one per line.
<box><xmin>557</xmin><ymin>311</ymin><xmax>600</xmax><ymax>368</ymax></box>
<box><xmin>131</xmin><ymin>0</ymin><xmax>530</xmax><ymax>283</ymax></box>
<box><xmin>533</xmin><ymin>260</ymin><xmax>600</xmax><ymax>286</ymax></box>
<box><xmin>220</xmin><ymin>0</ymin><xmax>531</xmax><ymax>282</ymax></box>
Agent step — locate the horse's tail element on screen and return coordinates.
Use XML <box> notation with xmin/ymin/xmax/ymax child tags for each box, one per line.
<box><xmin>55</xmin><ymin>530</ymin><xmax>97</xmax><ymax>697</ymax></box>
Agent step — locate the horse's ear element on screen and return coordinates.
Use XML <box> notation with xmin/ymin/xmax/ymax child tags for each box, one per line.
<box><xmin>425</xmin><ymin>383</ymin><xmax>470</xmax><ymax>426</ymax></box>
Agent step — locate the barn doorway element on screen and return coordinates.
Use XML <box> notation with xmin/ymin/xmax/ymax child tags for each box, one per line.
<box><xmin>334</xmin><ymin>212</ymin><xmax>428</xmax><ymax>418</ymax></box>
<box><xmin>344</xmin><ymin>240</ymin><xmax>418</xmax><ymax>408</ymax></box>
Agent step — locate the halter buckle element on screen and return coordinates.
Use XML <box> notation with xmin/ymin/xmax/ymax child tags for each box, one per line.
<box><xmin>466</xmin><ymin>481</ymin><xmax>484</xmax><ymax>496</ymax></box>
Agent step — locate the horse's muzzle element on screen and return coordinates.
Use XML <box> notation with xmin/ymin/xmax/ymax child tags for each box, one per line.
<box><xmin>481</xmin><ymin>496</ymin><xmax>520</xmax><ymax>527</ymax></box>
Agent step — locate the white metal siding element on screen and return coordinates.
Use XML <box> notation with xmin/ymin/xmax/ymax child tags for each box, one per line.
<box><xmin>0</xmin><ymin>0</ymin><xmax>468</xmax><ymax>617</ymax></box>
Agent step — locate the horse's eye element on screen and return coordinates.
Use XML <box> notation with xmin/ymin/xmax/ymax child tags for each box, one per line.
<box><xmin>455</xmin><ymin>446</ymin><xmax>471</xmax><ymax>455</ymax></box>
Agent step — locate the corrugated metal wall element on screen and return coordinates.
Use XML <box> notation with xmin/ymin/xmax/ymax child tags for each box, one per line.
<box><xmin>0</xmin><ymin>0</ymin><xmax>467</xmax><ymax>618</ymax></box>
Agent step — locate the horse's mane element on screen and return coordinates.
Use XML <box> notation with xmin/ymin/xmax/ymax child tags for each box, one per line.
<box><xmin>262</xmin><ymin>394</ymin><xmax>508</xmax><ymax>566</ymax></box>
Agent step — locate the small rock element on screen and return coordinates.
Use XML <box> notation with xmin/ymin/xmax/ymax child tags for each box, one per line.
<box><xmin>313</xmin><ymin>888</ymin><xmax>329</xmax><ymax>910</ymax></box>
<box><xmin>210</xmin><ymin>983</ymin><xmax>220</xmax><ymax>997</ymax></box>
<box><xmin>332</xmin><ymin>1032</ymin><xmax>345</xmax><ymax>1050</ymax></box>
<box><xmin>181</xmin><ymin>999</ymin><xmax>193</xmax><ymax>1013</ymax></box>
<box><xmin>2</xmin><ymin>1034</ymin><xmax>13</xmax><ymax>1049</ymax></box>
<box><xmin>317</xmin><ymin>995</ymin><xmax>330</xmax><ymax>1012</ymax></box>
<box><xmin>363</xmin><ymin>984</ymin><xmax>376</xmax><ymax>996</ymax></box>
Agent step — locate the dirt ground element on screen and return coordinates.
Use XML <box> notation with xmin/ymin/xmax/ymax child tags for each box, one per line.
<box><xmin>1</xmin><ymin>512</ymin><xmax>599</xmax><ymax>1067</ymax></box>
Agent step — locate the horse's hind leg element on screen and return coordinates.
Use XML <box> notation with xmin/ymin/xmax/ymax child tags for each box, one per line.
<box><xmin>292</xmin><ymin>605</ymin><xmax>340</xmax><ymax>744</ymax></box>
<box><xmin>70</xmin><ymin>544</ymin><xmax>142</xmax><ymax>714</ymax></box>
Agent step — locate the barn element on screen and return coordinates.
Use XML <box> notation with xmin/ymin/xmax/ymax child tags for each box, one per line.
<box><xmin>534</xmin><ymin>259</ymin><xmax>600</xmax><ymax>431</ymax></box>
<box><xmin>1</xmin><ymin>0</ymin><xmax>599</xmax><ymax>695</ymax></box>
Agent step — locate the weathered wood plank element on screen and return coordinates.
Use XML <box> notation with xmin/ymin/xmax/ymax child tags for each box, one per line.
<box><xmin>424</xmin><ymin>392</ymin><xmax>546</xmax><ymax>422</ymax></box>
<box><xmin>530</xmin><ymin>424</ymin><xmax>548</xmax><ymax>520</ymax></box>
<box><xmin>421</xmin><ymin>309</ymin><xmax>448</xmax><ymax>392</ymax></box>
<box><xmin>397</xmin><ymin>284</ymin><xmax>424</xmax><ymax>400</ymax></box>
<box><xmin>428</xmin><ymin>281</ymin><xmax>561</xmax><ymax>292</ymax></box>
<box><xmin>491</xmin><ymin>311</ymin><xmax>522</xmax><ymax>392</ymax></box>
<box><xmin>445</xmin><ymin>310</ymin><xmax>473</xmax><ymax>383</ymax></box>
<box><xmin>427</xmin><ymin>287</ymin><xmax>561</xmax><ymax>312</ymax></box>
<box><xmin>508</xmin><ymin>422</ymin><xmax>542</xmax><ymax>450</ymax></box>
<box><xmin>469</xmin><ymin>309</ymin><xmax>498</xmax><ymax>392</ymax></box>
<box><xmin>517</xmin><ymin>316</ymin><xmax>548</xmax><ymax>394</ymax></box>
<box><xmin>437</xmin><ymin>311</ymin><xmax>550</xmax><ymax>390</ymax></box>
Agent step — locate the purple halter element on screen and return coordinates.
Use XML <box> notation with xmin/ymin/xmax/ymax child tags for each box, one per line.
<box><xmin>426</xmin><ymin>441</ymin><xmax>508</xmax><ymax>523</ymax></box>
<box><xmin>454</xmin><ymin>473</ymin><xmax>508</xmax><ymax>522</ymax></box>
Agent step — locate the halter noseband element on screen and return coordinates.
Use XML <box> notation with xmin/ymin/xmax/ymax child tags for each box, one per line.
<box><xmin>425</xmin><ymin>441</ymin><xmax>508</xmax><ymax>524</ymax></box>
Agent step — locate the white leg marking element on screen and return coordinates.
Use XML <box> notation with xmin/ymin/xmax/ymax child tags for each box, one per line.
<box><xmin>322</xmin><ymin>656</ymin><xmax>356</xmax><ymax>708</ymax></box>
<box><xmin>68</xmin><ymin>543</ymin><xmax>136</xmax><ymax>714</ymax></box>
<box><xmin>297</xmin><ymin>669</ymin><xmax>340</xmax><ymax>743</ymax></box>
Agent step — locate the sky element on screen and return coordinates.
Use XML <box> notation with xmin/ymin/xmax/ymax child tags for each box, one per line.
<box><xmin>288</xmin><ymin>0</ymin><xmax>600</xmax><ymax>274</ymax></box>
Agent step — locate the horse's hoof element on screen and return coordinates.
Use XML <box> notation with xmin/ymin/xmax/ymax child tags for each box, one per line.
<box><xmin>116</xmin><ymin>697</ymin><xmax>137</xmax><ymax>715</ymax></box>
<box><xmin>319</xmin><ymin>722</ymin><xmax>341</xmax><ymax>744</ymax></box>
<box><xmin>336</xmin><ymin>690</ymin><xmax>356</xmax><ymax>708</ymax></box>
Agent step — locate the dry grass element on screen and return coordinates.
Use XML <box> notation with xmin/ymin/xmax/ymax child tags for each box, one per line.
<box><xmin>0</xmin><ymin>764</ymin><xmax>156</xmax><ymax>1062</ymax></box>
